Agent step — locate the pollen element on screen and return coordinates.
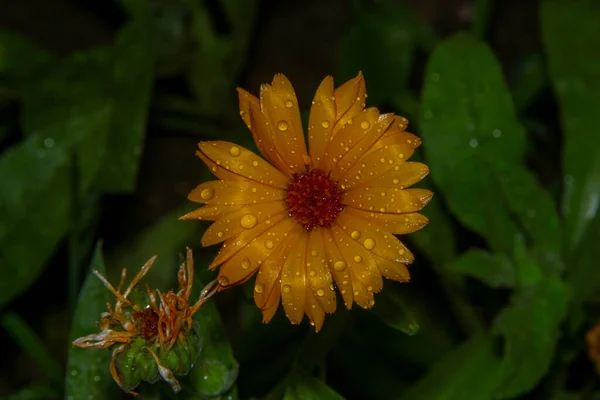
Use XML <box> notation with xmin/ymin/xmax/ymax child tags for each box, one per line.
<box><xmin>285</xmin><ymin>169</ymin><xmax>343</xmax><ymax>231</ymax></box>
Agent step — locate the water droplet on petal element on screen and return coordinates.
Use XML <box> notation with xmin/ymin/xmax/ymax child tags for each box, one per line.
<box><xmin>360</xmin><ymin>121</ymin><xmax>370</xmax><ymax>130</ymax></box>
<box><xmin>252</xmin><ymin>160</ymin><xmax>259</xmax><ymax>167</ymax></box>
<box><xmin>282</xmin><ymin>284</ymin><xmax>291</xmax><ymax>293</ymax></box>
<box><xmin>363</xmin><ymin>238</ymin><xmax>375</xmax><ymax>250</ymax></box>
<box><xmin>264</xmin><ymin>239</ymin><xmax>274</xmax><ymax>249</ymax></box>
<box><xmin>353</xmin><ymin>255</ymin><xmax>362</xmax><ymax>263</ymax></box>
<box><xmin>201</xmin><ymin>188</ymin><xmax>215</xmax><ymax>200</ymax></box>
<box><xmin>240</xmin><ymin>214</ymin><xmax>258</xmax><ymax>229</ymax></box>
<box><xmin>241</xmin><ymin>258</ymin><xmax>251</xmax><ymax>269</ymax></box>
<box><xmin>254</xmin><ymin>283</ymin><xmax>264</xmax><ymax>293</ymax></box>
<box><xmin>351</xmin><ymin>230</ymin><xmax>361</xmax><ymax>240</ymax></box>
<box><xmin>317</xmin><ymin>288</ymin><xmax>325</xmax><ymax>297</ymax></box>
<box><xmin>334</xmin><ymin>261</ymin><xmax>347</xmax><ymax>271</ymax></box>
<box><xmin>219</xmin><ymin>276</ymin><xmax>230</xmax><ymax>286</ymax></box>
<box><xmin>321</xmin><ymin>120</ymin><xmax>330</xmax><ymax>128</ymax></box>
<box><xmin>309</xmin><ymin>269</ymin><xmax>317</xmax><ymax>277</ymax></box>
<box><xmin>285</xmin><ymin>100</ymin><xmax>294</xmax><ymax>108</ymax></box>
<box><xmin>229</xmin><ymin>146</ymin><xmax>241</xmax><ymax>157</ymax></box>
<box><xmin>277</xmin><ymin>120</ymin><xmax>289</xmax><ymax>131</ymax></box>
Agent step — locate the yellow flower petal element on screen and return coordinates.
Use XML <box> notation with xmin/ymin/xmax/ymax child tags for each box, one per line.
<box><xmin>305</xmin><ymin>289</ymin><xmax>326</xmax><ymax>332</ymax></box>
<box><xmin>364</xmin><ymin>161</ymin><xmax>430</xmax><ymax>189</ymax></box>
<box><xmin>333</xmin><ymin>71</ymin><xmax>366</xmax><ymax>136</ymax></box>
<box><xmin>209</xmin><ymin>213</ymin><xmax>289</xmax><ymax>270</ymax></box>
<box><xmin>261</xmin><ymin>287</ymin><xmax>281</xmax><ymax>324</ymax></box>
<box><xmin>259</xmin><ymin>74</ymin><xmax>308</xmax><ymax>173</ymax></box>
<box><xmin>374</xmin><ymin>255</ymin><xmax>410</xmax><ymax>282</ymax></box>
<box><xmin>253</xmin><ymin>231</ymin><xmax>299</xmax><ymax>308</ymax></box>
<box><xmin>321</xmin><ymin>229</ymin><xmax>353</xmax><ymax>309</ymax></box>
<box><xmin>202</xmin><ymin>201</ymin><xmax>288</xmax><ymax>246</ymax></box>
<box><xmin>364</xmin><ymin>131</ymin><xmax>421</xmax><ymax>158</ymax></box>
<box><xmin>248</xmin><ymin>102</ymin><xmax>295</xmax><ymax>175</ymax></box>
<box><xmin>236</xmin><ymin>87</ymin><xmax>259</xmax><ymax>130</ymax></box>
<box><xmin>281</xmin><ymin>235</ymin><xmax>308</xmax><ymax>325</ymax></box>
<box><xmin>330</xmin><ymin>224</ymin><xmax>383</xmax><ymax>293</ymax></box>
<box><xmin>179</xmin><ymin>205</ymin><xmax>239</xmax><ymax>221</ymax></box>
<box><xmin>339</xmin><ymin>142</ymin><xmax>416</xmax><ymax>191</ymax></box>
<box><xmin>343</xmin><ymin>187</ymin><xmax>433</xmax><ymax>214</ymax></box>
<box><xmin>308</xmin><ymin>76</ymin><xmax>336</xmax><ymax>168</ymax></box>
<box><xmin>329</xmin><ymin>113</ymin><xmax>395</xmax><ymax>180</ymax></box>
<box><xmin>198</xmin><ymin>141</ymin><xmax>289</xmax><ymax>188</ymax></box>
<box><xmin>343</xmin><ymin>208</ymin><xmax>429</xmax><ymax>234</ymax></box>
<box><xmin>348</xmin><ymin>268</ymin><xmax>375</xmax><ymax>309</ymax></box>
<box><xmin>188</xmin><ymin>180</ymin><xmax>285</xmax><ymax>206</ymax></box>
<box><xmin>338</xmin><ymin>210</ymin><xmax>414</xmax><ymax>264</ymax></box>
<box><xmin>306</xmin><ymin>229</ymin><xmax>337</xmax><ymax>314</ymax></box>
<box><xmin>321</xmin><ymin>107</ymin><xmax>380</xmax><ymax>174</ymax></box>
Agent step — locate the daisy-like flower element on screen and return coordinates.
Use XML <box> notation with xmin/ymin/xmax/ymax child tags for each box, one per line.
<box><xmin>72</xmin><ymin>248</ymin><xmax>219</xmax><ymax>395</ymax></box>
<box><xmin>181</xmin><ymin>72</ymin><xmax>432</xmax><ymax>332</ymax></box>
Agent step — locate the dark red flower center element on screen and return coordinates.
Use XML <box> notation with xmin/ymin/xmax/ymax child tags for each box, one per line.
<box><xmin>132</xmin><ymin>307</ymin><xmax>159</xmax><ymax>340</ymax></box>
<box><xmin>285</xmin><ymin>169</ymin><xmax>344</xmax><ymax>231</ymax></box>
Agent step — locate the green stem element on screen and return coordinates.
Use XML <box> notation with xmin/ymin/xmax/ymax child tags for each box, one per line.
<box><xmin>1</xmin><ymin>312</ymin><xmax>63</xmax><ymax>387</ymax></box>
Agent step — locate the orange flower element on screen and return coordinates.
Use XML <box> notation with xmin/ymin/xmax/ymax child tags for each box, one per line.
<box><xmin>181</xmin><ymin>72</ymin><xmax>432</xmax><ymax>331</ymax></box>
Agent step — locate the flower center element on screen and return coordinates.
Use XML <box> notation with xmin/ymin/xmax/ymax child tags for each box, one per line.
<box><xmin>285</xmin><ymin>169</ymin><xmax>344</xmax><ymax>231</ymax></box>
<box><xmin>132</xmin><ymin>307</ymin><xmax>160</xmax><ymax>340</ymax></box>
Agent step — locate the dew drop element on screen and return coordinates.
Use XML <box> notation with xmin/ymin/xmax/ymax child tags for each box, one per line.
<box><xmin>398</xmin><ymin>249</ymin><xmax>405</xmax><ymax>256</ymax></box>
<box><xmin>469</xmin><ymin>138</ymin><xmax>479</xmax><ymax>148</ymax></box>
<box><xmin>282</xmin><ymin>284</ymin><xmax>292</xmax><ymax>293</ymax></box>
<box><xmin>353</xmin><ymin>255</ymin><xmax>363</xmax><ymax>263</ymax></box>
<box><xmin>277</xmin><ymin>120</ymin><xmax>289</xmax><ymax>131</ymax></box>
<box><xmin>351</xmin><ymin>230</ymin><xmax>361</xmax><ymax>240</ymax></box>
<box><xmin>94</xmin><ymin>375</ymin><xmax>100</xmax><ymax>382</ymax></box>
<box><xmin>309</xmin><ymin>269</ymin><xmax>317</xmax><ymax>277</ymax></box>
<box><xmin>493</xmin><ymin>129</ymin><xmax>502</xmax><ymax>138</ymax></box>
<box><xmin>217</xmin><ymin>231</ymin><xmax>224</xmax><ymax>238</ymax></box>
<box><xmin>219</xmin><ymin>276</ymin><xmax>230</xmax><ymax>285</ymax></box>
<box><xmin>360</xmin><ymin>121</ymin><xmax>370</xmax><ymax>130</ymax></box>
<box><xmin>285</xmin><ymin>100</ymin><xmax>294</xmax><ymax>108</ymax></box>
<box><xmin>393</xmin><ymin>178</ymin><xmax>400</xmax><ymax>184</ymax></box>
<box><xmin>333</xmin><ymin>261</ymin><xmax>347</xmax><ymax>271</ymax></box>
<box><xmin>317</xmin><ymin>288</ymin><xmax>325</xmax><ymax>297</ymax></box>
<box><xmin>240</xmin><ymin>214</ymin><xmax>258</xmax><ymax>229</ymax></box>
<box><xmin>229</xmin><ymin>146</ymin><xmax>241</xmax><ymax>157</ymax></box>
<box><xmin>252</xmin><ymin>160</ymin><xmax>259</xmax><ymax>167</ymax></box>
<box><xmin>254</xmin><ymin>283</ymin><xmax>264</xmax><ymax>293</ymax></box>
<box><xmin>363</xmin><ymin>238</ymin><xmax>375</xmax><ymax>250</ymax></box>
<box><xmin>264</xmin><ymin>239</ymin><xmax>274</xmax><ymax>249</ymax></box>
<box><xmin>321</xmin><ymin>120</ymin><xmax>330</xmax><ymax>128</ymax></box>
<box><xmin>200</xmin><ymin>188</ymin><xmax>215</xmax><ymax>200</ymax></box>
<box><xmin>241</xmin><ymin>258</ymin><xmax>251</xmax><ymax>270</ymax></box>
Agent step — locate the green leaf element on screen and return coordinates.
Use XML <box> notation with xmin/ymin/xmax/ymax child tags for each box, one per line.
<box><xmin>188</xmin><ymin>276</ymin><xmax>239</xmax><ymax>397</ymax></box>
<box><xmin>567</xmin><ymin>214</ymin><xmax>600</xmax><ymax>306</ymax></box>
<box><xmin>338</xmin><ymin>3</ymin><xmax>417</xmax><ymax>106</ymax></box>
<box><xmin>541</xmin><ymin>0</ymin><xmax>600</xmax><ymax>250</ymax></box>
<box><xmin>493</xmin><ymin>273</ymin><xmax>569</xmax><ymax>398</ymax></box>
<box><xmin>188</xmin><ymin>0</ymin><xmax>259</xmax><ymax>116</ymax></box>
<box><xmin>420</xmin><ymin>33</ymin><xmax>562</xmax><ymax>272</ymax></box>
<box><xmin>0</xmin><ymin>134</ymin><xmax>71</xmax><ymax>307</ymax></box>
<box><xmin>0</xmin><ymin>32</ymin><xmax>55</xmax><ymax>83</ymax></box>
<box><xmin>65</xmin><ymin>243</ymin><xmax>118</xmax><ymax>399</ymax></box>
<box><xmin>404</xmin><ymin>333</ymin><xmax>502</xmax><ymax>400</ymax></box>
<box><xmin>281</xmin><ymin>367</ymin><xmax>344</xmax><ymax>400</ymax></box>
<box><xmin>446</xmin><ymin>248</ymin><xmax>515</xmax><ymax>288</ymax></box>
<box><xmin>511</xmin><ymin>53</ymin><xmax>547</xmax><ymax>112</ymax></box>
<box><xmin>370</xmin><ymin>285</ymin><xmax>419</xmax><ymax>335</ymax></box>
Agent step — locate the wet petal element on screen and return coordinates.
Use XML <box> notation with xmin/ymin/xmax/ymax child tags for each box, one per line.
<box><xmin>321</xmin><ymin>108</ymin><xmax>380</xmax><ymax>174</ymax></box>
<box><xmin>179</xmin><ymin>205</ymin><xmax>240</xmax><ymax>221</ymax></box>
<box><xmin>209</xmin><ymin>213</ymin><xmax>288</xmax><ymax>269</ymax></box>
<box><xmin>216</xmin><ymin>217</ymin><xmax>298</xmax><ymax>285</ymax></box>
<box><xmin>254</xmin><ymin>232</ymin><xmax>298</xmax><ymax>308</ymax></box>
<box><xmin>321</xmin><ymin>228</ymin><xmax>353</xmax><ymax>309</ymax></box>
<box><xmin>333</xmin><ymin>72</ymin><xmax>367</xmax><ymax>136</ymax></box>
<box><xmin>304</xmin><ymin>289</ymin><xmax>326</xmax><ymax>332</ymax></box>
<box><xmin>198</xmin><ymin>141</ymin><xmax>289</xmax><ymax>188</ymax></box>
<box><xmin>343</xmin><ymin>208</ymin><xmax>429</xmax><ymax>234</ymax></box>
<box><xmin>237</xmin><ymin>87</ymin><xmax>259</xmax><ymax>130</ymax></box>
<box><xmin>331</xmin><ymin>224</ymin><xmax>383</xmax><ymax>293</ymax></box>
<box><xmin>337</xmin><ymin>210</ymin><xmax>414</xmax><ymax>264</ymax></box>
<box><xmin>306</xmin><ymin>229</ymin><xmax>336</xmax><ymax>314</ymax></box>
<box><xmin>364</xmin><ymin>131</ymin><xmax>421</xmax><ymax>158</ymax></box>
<box><xmin>280</xmin><ymin>235</ymin><xmax>308</xmax><ymax>325</ymax></box>
<box><xmin>188</xmin><ymin>180</ymin><xmax>285</xmax><ymax>206</ymax></box>
<box><xmin>339</xmin><ymin>142</ymin><xmax>417</xmax><ymax>190</ymax></box>
<box><xmin>348</xmin><ymin>268</ymin><xmax>375</xmax><ymax>309</ymax></box>
<box><xmin>248</xmin><ymin>102</ymin><xmax>293</xmax><ymax>175</ymax></box>
<box><xmin>365</xmin><ymin>162</ymin><xmax>430</xmax><ymax>189</ymax></box>
<box><xmin>374</xmin><ymin>255</ymin><xmax>410</xmax><ymax>282</ymax></box>
<box><xmin>308</xmin><ymin>76</ymin><xmax>336</xmax><ymax>168</ymax></box>
<box><xmin>261</xmin><ymin>287</ymin><xmax>281</xmax><ymax>324</ymax></box>
<box><xmin>202</xmin><ymin>201</ymin><xmax>287</xmax><ymax>246</ymax></box>
<box><xmin>343</xmin><ymin>186</ymin><xmax>433</xmax><ymax>215</ymax></box>
<box><xmin>330</xmin><ymin>113</ymin><xmax>395</xmax><ymax>180</ymax></box>
<box><xmin>259</xmin><ymin>74</ymin><xmax>308</xmax><ymax>173</ymax></box>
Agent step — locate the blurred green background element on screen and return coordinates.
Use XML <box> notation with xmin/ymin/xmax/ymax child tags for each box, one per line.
<box><xmin>1</xmin><ymin>0</ymin><xmax>599</xmax><ymax>399</ymax></box>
